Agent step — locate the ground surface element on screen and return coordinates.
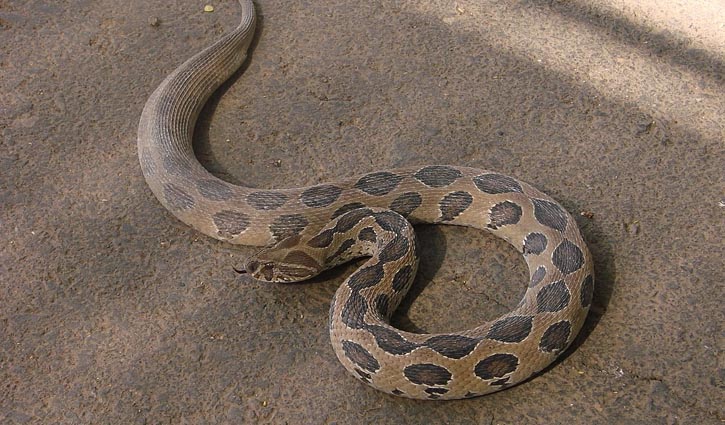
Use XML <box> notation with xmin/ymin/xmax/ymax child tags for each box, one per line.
<box><xmin>1</xmin><ymin>0</ymin><xmax>723</xmax><ymax>423</ymax></box>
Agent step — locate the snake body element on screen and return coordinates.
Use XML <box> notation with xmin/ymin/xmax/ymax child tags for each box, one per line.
<box><xmin>138</xmin><ymin>0</ymin><xmax>594</xmax><ymax>400</ymax></box>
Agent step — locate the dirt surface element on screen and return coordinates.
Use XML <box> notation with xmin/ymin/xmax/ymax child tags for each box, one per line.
<box><xmin>1</xmin><ymin>0</ymin><xmax>723</xmax><ymax>423</ymax></box>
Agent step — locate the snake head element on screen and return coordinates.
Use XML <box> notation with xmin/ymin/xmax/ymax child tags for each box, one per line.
<box><xmin>242</xmin><ymin>236</ymin><xmax>323</xmax><ymax>283</ymax></box>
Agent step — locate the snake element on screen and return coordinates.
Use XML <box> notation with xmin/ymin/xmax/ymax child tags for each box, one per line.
<box><xmin>137</xmin><ymin>0</ymin><xmax>594</xmax><ymax>400</ymax></box>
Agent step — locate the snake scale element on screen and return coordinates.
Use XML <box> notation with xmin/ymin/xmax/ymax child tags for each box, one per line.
<box><xmin>137</xmin><ymin>0</ymin><xmax>594</xmax><ymax>400</ymax></box>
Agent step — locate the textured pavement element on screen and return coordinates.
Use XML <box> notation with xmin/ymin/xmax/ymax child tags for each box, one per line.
<box><xmin>1</xmin><ymin>0</ymin><xmax>723</xmax><ymax>423</ymax></box>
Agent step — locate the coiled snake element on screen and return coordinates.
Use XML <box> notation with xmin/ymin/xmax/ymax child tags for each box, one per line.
<box><xmin>137</xmin><ymin>0</ymin><xmax>594</xmax><ymax>400</ymax></box>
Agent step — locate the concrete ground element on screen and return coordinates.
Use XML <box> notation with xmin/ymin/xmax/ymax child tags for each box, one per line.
<box><xmin>1</xmin><ymin>0</ymin><xmax>723</xmax><ymax>423</ymax></box>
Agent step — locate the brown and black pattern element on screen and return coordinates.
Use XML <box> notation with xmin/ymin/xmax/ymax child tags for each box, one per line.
<box><xmin>580</xmin><ymin>275</ymin><xmax>594</xmax><ymax>308</ymax></box>
<box><xmin>358</xmin><ymin>227</ymin><xmax>377</xmax><ymax>242</ymax></box>
<box><xmin>300</xmin><ymin>184</ymin><xmax>343</xmax><ymax>207</ymax></box>
<box><xmin>523</xmin><ymin>232</ymin><xmax>548</xmax><ymax>255</ymax></box>
<box><xmin>138</xmin><ymin>0</ymin><xmax>594</xmax><ymax>399</ymax></box>
<box><xmin>473</xmin><ymin>173</ymin><xmax>523</xmax><ymax>194</ymax></box>
<box><xmin>552</xmin><ymin>239</ymin><xmax>585</xmax><ymax>275</ymax></box>
<box><xmin>197</xmin><ymin>179</ymin><xmax>234</xmax><ymax>201</ymax></box>
<box><xmin>537</xmin><ymin>280</ymin><xmax>571</xmax><ymax>313</ymax></box>
<box><xmin>163</xmin><ymin>183</ymin><xmax>195</xmax><ymax>211</ymax></box>
<box><xmin>354</xmin><ymin>172</ymin><xmax>403</xmax><ymax>196</ymax></box>
<box><xmin>346</xmin><ymin>263</ymin><xmax>385</xmax><ymax>292</ymax></box>
<box><xmin>389</xmin><ymin>192</ymin><xmax>422</xmax><ymax>217</ymax></box>
<box><xmin>474</xmin><ymin>353</ymin><xmax>519</xmax><ymax>380</ymax></box>
<box><xmin>414</xmin><ymin>165</ymin><xmax>463</xmax><ymax>188</ymax></box>
<box><xmin>423</xmin><ymin>335</ymin><xmax>480</xmax><ymax>359</ymax></box>
<box><xmin>532</xmin><ymin>199</ymin><xmax>568</xmax><ymax>232</ymax></box>
<box><xmin>342</xmin><ymin>340</ymin><xmax>380</xmax><ymax>372</ymax></box>
<box><xmin>488</xmin><ymin>201</ymin><xmax>523</xmax><ymax>229</ymax></box>
<box><xmin>162</xmin><ymin>155</ymin><xmax>186</xmax><ymax>177</ymax></box>
<box><xmin>530</xmin><ymin>266</ymin><xmax>547</xmax><ymax>287</ymax></box>
<box><xmin>331</xmin><ymin>202</ymin><xmax>367</xmax><ymax>219</ymax></box>
<box><xmin>539</xmin><ymin>320</ymin><xmax>571</xmax><ymax>353</ymax></box>
<box><xmin>404</xmin><ymin>363</ymin><xmax>452</xmax><ymax>386</ymax></box>
<box><xmin>269</xmin><ymin>214</ymin><xmax>309</xmax><ymax>241</ymax></box>
<box><xmin>325</xmin><ymin>238</ymin><xmax>356</xmax><ymax>264</ymax></box>
<box><xmin>486</xmin><ymin>316</ymin><xmax>533</xmax><ymax>343</ymax></box>
<box><xmin>247</xmin><ymin>191</ymin><xmax>288</xmax><ymax>210</ymax></box>
<box><xmin>439</xmin><ymin>191</ymin><xmax>473</xmax><ymax>221</ymax></box>
<box><xmin>367</xmin><ymin>325</ymin><xmax>418</xmax><ymax>355</ymax></box>
<box><xmin>212</xmin><ymin>210</ymin><xmax>250</xmax><ymax>239</ymax></box>
<box><xmin>391</xmin><ymin>265</ymin><xmax>414</xmax><ymax>292</ymax></box>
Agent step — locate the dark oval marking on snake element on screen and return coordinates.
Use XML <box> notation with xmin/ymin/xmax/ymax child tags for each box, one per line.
<box><xmin>246</xmin><ymin>191</ymin><xmax>289</xmax><ymax>210</ymax></box>
<box><xmin>486</xmin><ymin>316</ymin><xmax>533</xmax><ymax>343</ymax></box>
<box><xmin>366</xmin><ymin>325</ymin><xmax>418</xmax><ymax>355</ymax></box>
<box><xmin>306</xmin><ymin>228</ymin><xmax>335</xmax><ymax>248</ymax></box>
<box><xmin>552</xmin><ymin>239</ymin><xmax>585</xmax><ymax>275</ymax></box>
<box><xmin>341</xmin><ymin>292</ymin><xmax>368</xmax><ymax>329</ymax></box>
<box><xmin>424</xmin><ymin>335</ymin><xmax>480</xmax><ymax>359</ymax></box>
<box><xmin>300</xmin><ymin>184</ymin><xmax>343</xmax><ymax>208</ymax></box>
<box><xmin>391</xmin><ymin>389</ymin><xmax>404</xmax><ymax>396</ymax></box>
<box><xmin>275</xmin><ymin>234</ymin><xmax>302</xmax><ymax>249</ymax></box>
<box><xmin>378</xmin><ymin>235</ymin><xmax>409</xmax><ymax>264</ymax></box>
<box><xmin>347</xmin><ymin>263</ymin><xmax>385</xmax><ymax>292</ymax></box>
<box><xmin>488</xmin><ymin>201</ymin><xmax>523</xmax><ymax>229</ymax></box>
<box><xmin>523</xmin><ymin>232</ymin><xmax>548</xmax><ymax>255</ymax></box>
<box><xmin>373</xmin><ymin>210</ymin><xmax>408</xmax><ymax>232</ymax></box>
<box><xmin>197</xmin><ymin>179</ymin><xmax>234</xmax><ymax>201</ymax></box>
<box><xmin>389</xmin><ymin>192</ymin><xmax>422</xmax><ymax>217</ymax></box>
<box><xmin>414</xmin><ymin>165</ymin><xmax>463</xmax><ymax>188</ymax></box>
<box><xmin>331</xmin><ymin>202</ymin><xmax>367</xmax><ymax>219</ymax></box>
<box><xmin>403</xmin><ymin>363</ymin><xmax>452</xmax><ymax>386</ymax></box>
<box><xmin>537</xmin><ymin>280</ymin><xmax>571</xmax><ymax>313</ymax></box>
<box><xmin>439</xmin><ymin>191</ymin><xmax>473</xmax><ymax>221</ymax></box>
<box><xmin>212</xmin><ymin>210</ymin><xmax>250</xmax><ymax>238</ymax></box>
<box><xmin>530</xmin><ymin>266</ymin><xmax>547</xmax><ymax>287</ymax></box>
<box><xmin>325</xmin><ymin>238</ymin><xmax>356</xmax><ymax>264</ymax></box>
<box><xmin>335</xmin><ymin>208</ymin><xmax>374</xmax><ymax>233</ymax></box>
<box><xmin>269</xmin><ymin>214</ymin><xmax>309</xmax><ymax>241</ymax></box>
<box><xmin>472</xmin><ymin>173</ymin><xmax>523</xmax><ymax>194</ymax></box>
<box><xmin>532</xmin><ymin>198</ymin><xmax>568</xmax><ymax>232</ymax></box>
<box><xmin>163</xmin><ymin>183</ymin><xmax>195</xmax><ymax>210</ymax></box>
<box><xmin>162</xmin><ymin>155</ymin><xmax>186</xmax><ymax>176</ymax></box>
<box><xmin>283</xmin><ymin>250</ymin><xmax>321</xmax><ymax>270</ymax></box>
<box><xmin>580</xmin><ymin>275</ymin><xmax>594</xmax><ymax>308</ymax></box>
<box><xmin>474</xmin><ymin>353</ymin><xmax>519</xmax><ymax>380</ymax></box>
<box><xmin>342</xmin><ymin>340</ymin><xmax>380</xmax><ymax>372</ymax></box>
<box><xmin>375</xmin><ymin>293</ymin><xmax>390</xmax><ymax>318</ymax></box>
<box><xmin>392</xmin><ymin>265</ymin><xmax>414</xmax><ymax>292</ymax></box>
<box><xmin>354</xmin><ymin>172</ymin><xmax>404</xmax><ymax>196</ymax></box>
<box><xmin>539</xmin><ymin>320</ymin><xmax>572</xmax><ymax>353</ymax></box>
<box><xmin>358</xmin><ymin>227</ymin><xmax>377</xmax><ymax>242</ymax></box>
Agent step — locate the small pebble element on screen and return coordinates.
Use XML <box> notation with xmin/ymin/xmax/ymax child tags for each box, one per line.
<box><xmin>204</xmin><ymin>4</ymin><xmax>214</xmax><ymax>12</ymax></box>
<box><xmin>148</xmin><ymin>16</ymin><xmax>160</xmax><ymax>27</ymax></box>
<box><xmin>624</xmin><ymin>221</ymin><xmax>640</xmax><ymax>235</ymax></box>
